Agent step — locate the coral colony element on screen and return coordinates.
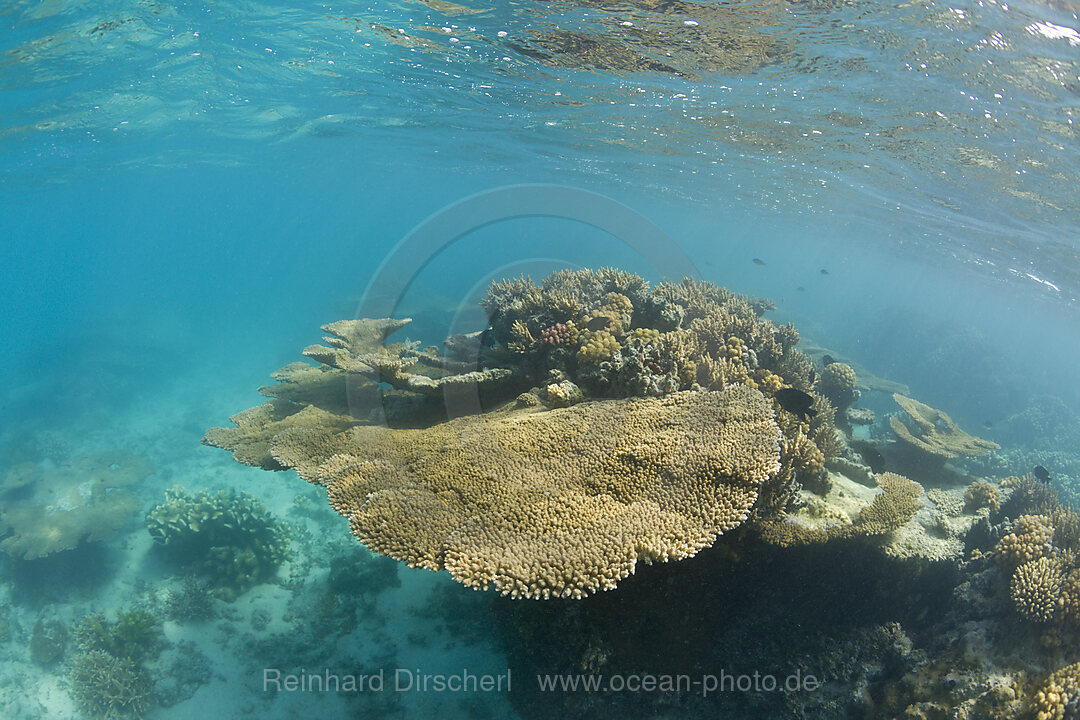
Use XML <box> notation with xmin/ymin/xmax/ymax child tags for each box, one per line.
<box><xmin>199</xmin><ymin>268</ymin><xmax>1080</xmax><ymax>718</ymax></box>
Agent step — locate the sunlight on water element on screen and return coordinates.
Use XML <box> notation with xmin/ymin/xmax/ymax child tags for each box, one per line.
<box><xmin>3</xmin><ymin>1</ymin><xmax>1080</xmax><ymax>719</ymax></box>
<box><xmin>3</xmin><ymin>0</ymin><xmax>1079</xmax><ymax>302</ymax></box>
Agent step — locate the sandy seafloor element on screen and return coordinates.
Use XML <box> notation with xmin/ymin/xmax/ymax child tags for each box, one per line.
<box><xmin>0</xmin><ymin>344</ymin><xmax>521</xmax><ymax>719</ymax></box>
<box><xmin>0</xmin><ymin>295</ymin><xmax>1074</xmax><ymax>720</ymax></box>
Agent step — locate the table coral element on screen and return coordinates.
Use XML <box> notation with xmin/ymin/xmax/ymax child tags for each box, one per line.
<box><xmin>890</xmin><ymin>393</ymin><xmax>1000</xmax><ymax>458</ymax></box>
<box><xmin>215</xmin><ymin>385</ymin><xmax>780</xmax><ymax>599</ymax></box>
<box><xmin>0</xmin><ymin>451</ymin><xmax>151</xmax><ymax>560</ymax></box>
<box><xmin>302</xmin><ymin>317</ymin><xmax>514</xmax><ymax>399</ymax></box>
<box><xmin>205</xmin><ymin>268</ymin><xmax>848</xmax><ymax>598</ymax></box>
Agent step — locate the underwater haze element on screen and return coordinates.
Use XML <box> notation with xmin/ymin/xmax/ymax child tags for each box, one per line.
<box><xmin>4</xmin><ymin>0</ymin><xmax>1080</xmax><ymax>718</ymax></box>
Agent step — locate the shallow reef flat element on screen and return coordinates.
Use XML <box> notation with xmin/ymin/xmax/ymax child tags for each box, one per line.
<box><xmin>5</xmin><ymin>268</ymin><xmax>1080</xmax><ymax>720</ymax></box>
<box><xmin>195</xmin><ymin>268</ymin><xmax>1080</xmax><ymax>718</ymax></box>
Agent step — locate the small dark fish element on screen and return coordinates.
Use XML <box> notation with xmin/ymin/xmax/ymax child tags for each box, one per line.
<box><xmin>858</xmin><ymin>446</ymin><xmax>886</xmax><ymax>474</ymax></box>
<box><xmin>820</xmin><ymin>268</ymin><xmax>830</xmax><ymax>275</ymax></box>
<box><xmin>983</xmin><ymin>420</ymin><xmax>994</xmax><ymax>430</ymax></box>
<box><xmin>822</xmin><ymin>354</ymin><xmax>836</xmax><ymax>366</ymax></box>
<box><xmin>584</xmin><ymin>316</ymin><xmax>610</xmax><ymax>331</ymax></box>
<box><xmin>796</xmin><ymin>286</ymin><xmax>806</xmax><ymax>292</ymax></box>
<box><xmin>752</xmin><ymin>258</ymin><xmax>766</xmax><ymax>266</ymax></box>
<box><xmin>808</xmin><ymin>367</ymin><xmax>816</xmax><ymax>385</ymax></box>
<box><xmin>775</xmin><ymin>387</ymin><xmax>817</xmax><ymax>422</ymax></box>
<box><xmin>1033</xmin><ymin>465</ymin><xmax>1052</xmax><ymax>483</ymax></box>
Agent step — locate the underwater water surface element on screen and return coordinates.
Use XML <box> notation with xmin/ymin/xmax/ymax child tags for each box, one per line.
<box><xmin>3</xmin><ymin>0</ymin><xmax>1080</xmax><ymax>718</ymax></box>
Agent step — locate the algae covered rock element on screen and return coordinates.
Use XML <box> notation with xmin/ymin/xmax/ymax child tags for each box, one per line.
<box><xmin>29</xmin><ymin>617</ymin><xmax>67</xmax><ymax>665</ymax></box>
<box><xmin>146</xmin><ymin>487</ymin><xmax>289</xmax><ymax>599</ymax></box>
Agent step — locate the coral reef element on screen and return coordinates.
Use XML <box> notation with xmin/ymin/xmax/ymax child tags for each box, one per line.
<box><xmin>1033</xmin><ymin>661</ymin><xmax>1080</xmax><ymax>720</ymax></box>
<box><xmin>0</xmin><ymin>451</ymin><xmax>151</xmax><ymax>559</ymax></box>
<box><xmin>76</xmin><ymin>608</ymin><xmax>162</xmax><ymax>663</ymax></box>
<box><xmin>29</xmin><ymin>616</ymin><xmax>67</xmax><ymax>665</ymax></box>
<box><xmin>965</xmin><ymin>479</ymin><xmax>1001</xmax><ymax>512</ymax></box>
<box><xmin>68</xmin><ymin>604</ymin><xmax>164</xmax><ymax>719</ymax></box>
<box><xmin>890</xmin><ymin>393</ymin><xmax>1000</xmax><ymax>459</ymax></box>
<box><xmin>145</xmin><ymin>487</ymin><xmax>289</xmax><ymax>600</ymax></box>
<box><xmin>816</xmin><ymin>361</ymin><xmax>860</xmax><ymax>412</ymax></box>
<box><xmin>69</xmin><ymin>650</ymin><xmax>153</xmax><ymax>720</ymax></box>
<box><xmin>481</xmin><ymin>270</ymin><xmax>837</xmax><ymax>506</ymax></box>
<box><xmin>283</xmin><ymin>386</ymin><xmax>779</xmax><ymax>599</ymax></box>
<box><xmin>205</xmin><ymin>269</ymin><xmax>848</xmax><ymax>598</ymax></box>
<box><xmin>196</xmin><ymin>266</ymin><xmax>1080</xmax><ymax>719</ymax></box>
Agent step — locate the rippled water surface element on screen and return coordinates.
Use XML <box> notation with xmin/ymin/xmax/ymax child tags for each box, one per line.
<box><xmin>4</xmin><ymin>0</ymin><xmax>1080</xmax><ymax>294</ymax></box>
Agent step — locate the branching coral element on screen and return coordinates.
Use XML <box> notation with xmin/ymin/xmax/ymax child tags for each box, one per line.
<box><xmin>76</xmin><ymin>608</ymin><xmax>162</xmax><ymax>664</ymax></box>
<box><xmin>992</xmin><ymin>486</ymin><xmax>1080</xmax><ymax>628</ymax></box>
<box><xmin>854</xmin><ymin>473</ymin><xmax>924</xmax><ymax>535</ymax></box>
<box><xmin>69</xmin><ymin>650</ymin><xmax>153</xmax><ymax>720</ymax></box>
<box><xmin>964</xmin><ymin>479</ymin><xmax>1001</xmax><ymax>512</ymax></box>
<box><xmin>1011</xmin><ymin>556</ymin><xmax>1065</xmax><ymax>623</ymax></box>
<box><xmin>1001</xmin><ymin>474</ymin><xmax>1059</xmax><ymax>517</ymax></box>
<box><xmin>68</xmin><ymin>604</ymin><xmax>162</xmax><ymax>719</ymax></box>
<box><xmin>997</xmin><ymin>515</ymin><xmax>1054</xmax><ymax>567</ymax></box>
<box><xmin>146</xmin><ymin>487</ymin><xmax>289</xmax><ymax>599</ymax></box>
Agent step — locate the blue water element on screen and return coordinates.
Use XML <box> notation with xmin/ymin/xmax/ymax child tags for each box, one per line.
<box><xmin>4</xmin><ymin>0</ymin><xmax>1080</xmax><ymax>717</ymax></box>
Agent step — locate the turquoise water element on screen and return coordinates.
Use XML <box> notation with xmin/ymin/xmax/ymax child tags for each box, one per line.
<box><xmin>3</xmin><ymin>0</ymin><xmax>1080</xmax><ymax>718</ymax></box>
